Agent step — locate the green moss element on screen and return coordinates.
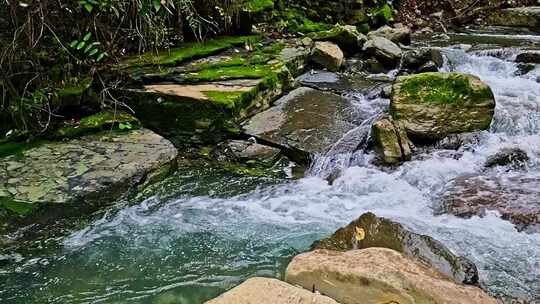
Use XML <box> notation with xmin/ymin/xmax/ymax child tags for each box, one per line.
<box><xmin>285</xmin><ymin>9</ymin><xmax>333</xmax><ymax>34</ymax></box>
<box><xmin>124</xmin><ymin>36</ymin><xmax>261</xmax><ymax>67</ymax></box>
<box><xmin>0</xmin><ymin>196</ymin><xmax>38</xmax><ymax>217</ymax></box>
<box><xmin>54</xmin><ymin>111</ymin><xmax>140</xmax><ymax>139</ymax></box>
<box><xmin>56</xmin><ymin>77</ymin><xmax>93</xmax><ymax>97</ymax></box>
<box><xmin>183</xmin><ymin>64</ymin><xmax>270</xmax><ymax>83</ymax></box>
<box><xmin>399</xmin><ymin>73</ymin><xmax>494</xmax><ymax>104</ymax></box>
<box><xmin>245</xmin><ymin>0</ymin><xmax>274</xmax><ymax>13</ymax></box>
<box><xmin>0</xmin><ymin>141</ymin><xmax>37</xmax><ymax>159</ymax></box>
<box><xmin>203</xmin><ymin>91</ymin><xmax>246</xmax><ymax>108</ymax></box>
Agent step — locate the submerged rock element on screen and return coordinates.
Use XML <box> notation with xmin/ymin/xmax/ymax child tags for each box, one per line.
<box><xmin>212</xmin><ymin>140</ymin><xmax>282</xmax><ymax>167</ymax></box>
<box><xmin>242</xmin><ymin>87</ymin><xmax>359</xmax><ymax>163</ymax></box>
<box><xmin>308</xmin><ymin>25</ymin><xmax>367</xmax><ymax>53</ymax></box>
<box><xmin>515</xmin><ymin>52</ymin><xmax>540</xmax><ymax>64</ymax></box>
<box><xmin>0</xmin><ymin>129</ymin><xmax>177</xmax><ymax>234</ymax></box>
<box><xmin>205</xmin><ymin>277</ymin><xmax>339</xmax><ymax>304</ymax></box>
<box><xmin>362</xmin><ymin>36</ymin><xmax>402</xmax><ymax>68</ymax></box>
<box><xmin>312</xmin><ymin>212</ymin><xmax>479</xmax><ymax>285</ymax></box>
<box><xmin>286</xmin><ymin>248</ymin><xmax>497</xmax><ymax>304</ymax></box>
<box><xmin>438</xmin><ymin>173</ymin><xmax>540</xmax><ymax>232</ymax></box>
<box><xmin>485</xmin><ymin>147</ymin><xmax>529</xmax><ymax>169</ymax></box>
<box><xmin>311</xmin><ymin>41</ymin><xmax>344</xmax><ymax>72</ymax></box>
<box><xmin>390</xmin><ymin>72</ymin><xmax>496</xmax><ymax>142</ymax></box>
<box><xmin>367</xmin><ymin>24</ymin><xmax>411</xmax><ymax>44</ymax></box>
<box><xmin>372</xmin><ymin>116</ymin><xmax>413</xmax><ymax>165</ymax></box>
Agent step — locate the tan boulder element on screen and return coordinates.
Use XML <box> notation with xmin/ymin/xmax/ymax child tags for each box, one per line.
<box><xmin>205</xmin><ymin>277</ymin><xmax>340</xmax><ymax>304</ymax></box>
<box><xmin>285</xmin><ymin>248</ymin><xmax>498</xmax><ymax>304</ymax></box>
<box><xmin>311</xmin><ymin>41</ymin><xmax>344</xmax><ymax>72</ymax></box>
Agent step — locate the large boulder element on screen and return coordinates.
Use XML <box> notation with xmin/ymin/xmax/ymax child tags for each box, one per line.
<box><xmin>390</xmin><ymin>72</ymin><xmax>496</xmax><ymax>142</ymax></box>
<box><xmin>367</xmin><ymin>25</ymin><xmax>411</xmax><ymax>45</ymax></box>
<box><xmin>205</xmin><ymin>277</ymin><xmax>339</xmax><ymax>304</ymax></box>
<box><xmin>485</xmin><ymin>147</ymin><xmax>529</xmax><ymax>169</ymax></box>
<box><xmin>362</xmin><ymin>36</ymin><xmax>403</xmax><ymax>68</ymax></box>
<box><xmin>242</xmin><ymin>87</ymin><xmax>359</xmax><ymax>163</ymax></box>
<box><xmin>308</xmin><ymin>25</ymin><xmax>367</xmax><ymax>53</ymax></box>
<box><xmin>312</xmin><ymin>212</ymin><xmax>479</xmax><ymax>285</ymax></box>
<box><xmin>285</xmin><ymin>248</ymin><xmax>497</xmax><ymax>304</ymax></box>
<box><xmin>371</xmin><ymin>116</ymin><xmax>413</xmax><ymax>165</ymax></box>
<box><xmin>0</xmin><ymin>129</ymin><xmax>177</xmax><ymax>236</ymax></box>
<box><xmin>515</xmin><ymin>51</ymin><xmax>540</xmax><ymax>64</ymax></box>
<box><xmin>311</xmin><ymin>41</ymin><xmax>344</xmax><ymax>72</ymax></box>
<box><xmin>486</xmin><ymin>7</ymin><xmax>540</xmax><ymax>30</ymax></box>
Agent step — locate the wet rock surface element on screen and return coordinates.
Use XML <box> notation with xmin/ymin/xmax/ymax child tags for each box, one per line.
<box><xmin>390</xmin><ymin>72</ymin><xmax>496</xmax><ymax>142</ymax></box>
<box><xmin>0</xmin><ymin>129</ymin><xmax>177</xmax><ymax>228</ymax></box>
<box><xmin>297</xmin><ymin>70</ymin><xmax>380</xmax><ymax>93</ymax></box>
<box><xmin>286</xmin><ymin>248</ymin><xmax>497</xmax><ymax>304</ymax></box>
<box><xmin>485</xmin><ymin>147</ymin><xmax>529</xmax><ymax>169</ymax></box>
<box><xmin>401</xmin><ymin>48</ymin><xmax>444</xmax><ymax>74</ymax></box>
<box><xmin>312</xmin><ymin>212</ymin><xmax>479</xmax><ymax>285</ymax></box>
<box><xmin>242</xmin><ymin>87</ymin><xmax>359</xmax><ymax>161</ymax></box>
<box><xmin>515</xmin><ymin>51</ymin><xmax>540</xmax><ymax>64</ymax></box>
<box><xmin>372</xmin><ymin>116</ymin><xmax>413</xmax><ymax>165</ymax></box>
<box><xmin>438</xmin><ymin>172</ymin><xmax>540</xmax><ymax>232</ymax></box>
<box><xmin>205</xmin><ymin>277</ymin><xmax>339</xmax><ymax>304</ymax></box>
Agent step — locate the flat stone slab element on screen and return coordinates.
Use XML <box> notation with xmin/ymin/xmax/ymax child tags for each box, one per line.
<box><xmin>144</xmin><ymin>79</ymin><xmax>261</xmax><ymax>101</ymax></box>
<box><xmin>242</xmin><ymin>87</ymin><xmax>359</xmax><ymax>158</ymax></box>
<box><xmin>486</xmin><ymin>7</ymin><xmax>540</xmax><ymax>30</ymax></box>
<box><xmin>0</xmin><ymin>129</ymin><xmax>177</xmax><ymax>213</ymax></box>
<box><xmin>437</xmin><ymin>172</ymin><xmax>540</xmax><ymax>232</ymax></box>
<box><xmin>205</xmin><ymin>277</ymin><xmax>339</xmax><ymax>304</ymax></box>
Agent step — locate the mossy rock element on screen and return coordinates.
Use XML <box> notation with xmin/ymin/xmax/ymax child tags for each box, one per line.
<box><xmin>372</xmin><ymin>116</ymin><xmax>412</xmax><ymax>165</ymax></box>
<box><xmin>53</xmin><ymin>110</ymin><xmax>140</xmax><ymax>139</ymax></box>
<box><xmin>308</xmin><ymin>25</ymin><xmax>367</xmax><ymax>53</ymax></box>
<box><xmin>312</xmin><ymin>212</ymin><xmax>479</xmax><ymax>285</ymax></box>
<box><xmin>390</xmin><ymin>72</ymin><xmax>496</xmax><ymax>142</ymax></box>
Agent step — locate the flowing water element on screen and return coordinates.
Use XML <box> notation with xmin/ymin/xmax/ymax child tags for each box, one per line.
<box><xmin>2</xmin><ymin>34</ymin><xmax>540</xmax><ymax>303</ymax></box>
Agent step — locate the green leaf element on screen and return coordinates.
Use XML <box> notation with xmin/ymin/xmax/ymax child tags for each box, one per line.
<box><xmin>83</xmin><ymin>32</ymin><xmax>92</xmax><ymax>42</ymax></box>
<box><xmin>153</xmin><ymin>0</ymin><xmax>161</xmax><ymax>12</ymax></box>
<box><xmin>84</xmin><ymin>44</ymin><xmax>93</xmax><ymax>53</ymax></box>
<box><xmin>83</xmin><ymin>3</ymin><xmax>93</xmax><ymax>13</ymax></box>
<box><xmin>88</xmin><ymin>48</ymin><xmax>99</xmax><ymax>56</ymax></box>
<box><xmin>69</xmin><ymin>40</ymin><xmax>79</xmax><ymax>48</ymax></box>
<box><xmin>76</xmin><ymin>41</ymin><xmax>86</xmax><ymax>50</ymax></box>
<box><xmin>96</xmin><ymin>53</ymin><xmax>107</xmax><ymax>62</ymax></box>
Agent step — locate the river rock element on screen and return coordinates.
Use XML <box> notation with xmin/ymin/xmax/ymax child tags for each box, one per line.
<box><xmin>390</xmin><ymin>72</ymin><xmax>496</xmax><ymax>142</ymax></box>
<box><xmin>212</xmin><ymin>140</ymin><xmax>282</xmax><ymax>166</ymax></box>
<box><xmin>401</xmin><ymin>48</ymin><xmax>444</xmax><ymax>74</ymax></box>
<box><xmin>309</xmin><ymin>25</ymin><xmax>367</xmax><ymax>53</ymax></box>
<box><xmin>285</xmin><ymin>248</ymin><xmax>497</xmax><ymax>304</ymax></box>
<box><xmin>311</xmin><ymin>41</ymin><xmax>344</xmax><ymax>72</ymax></box>
<box><xmin>362</xmin><ymin>36</ymin><xmax>403</xmax><ymax>68</ymax></box>
<box><xmin>205</xmin><ymin>277</ymin><xmax>339</xmax><ymax>304</ymax></box>
<box><xmin>242</xmin><ymin>87</ymin><xmax>359</xmax><ymax>163</ymax></box>
<box><xmin>515</xmin><ymin>52</ymin><xmax>540</xmax><ymax>64</ymax></box>
<box><xmin>485</xmin><ymin>147</ymin><xmax>529</xmax><ymax>169</ymax></box>
<box><xmin>438</xmin><ymin>173</ymin><xmax>540</xmax><ymax>232</ymax></box>
<box><xmin>367</xmin><ymin>25</ymin><xmax>411</xmax><ymax>44</ymax></box>
<box><xmin>372</xmin><ymin>116</ymin><xmax>413</xmax><ymax>165</ymax></box>
<box><xmin>312</xmin><ymin>212</ymin><xmax>479</xmax><ymax>285</ymax></box>
<box><xmin>486</xmin><ymin>6</ymin><xmax>540</xmax><ymax>30</ymax></box>
<box><xmin>0</xmin><ymin>129</ymin><xmax>177</xmax><ymax>233</ymax></box>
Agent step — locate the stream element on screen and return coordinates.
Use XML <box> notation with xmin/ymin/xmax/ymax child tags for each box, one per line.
<box><xmin>1</xmin><ymin>32</ymin><xmax>540</xmax><ymax>303</ymax></box>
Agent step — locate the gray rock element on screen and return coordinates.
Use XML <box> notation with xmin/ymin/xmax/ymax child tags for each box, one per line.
<box><xmin>312</xmin><ymin>212</ymin><xmax>480</xmax><ymax>285</ymax></box>
<box><xmin>390</xmin><ymin>72</ymin><xmax>496</xmax><ymax>142</ymax></box>
<box><xmin>486</xmin><ymin>6</ymin><xmax>540</xmax><ymax>30</ymax></box>
<box><xmin>308</xmin><ymin>25</ymin><xmax>367</xmax><ymax>53</ymax></box>
<box><xmin>362</xmin><ymin>37</ymin><xmax>403</xmax><ymax>68</ymax></box>
<box><xmin>485</xmin><ymin>147</ymin><xmax>529</xmax><ymax>169</ymax></box>
<box><xmin>0</xmin><ymin>129</ymin><xmax>177</xmax><ymax>229</ymax></box>
<box><xmin>242</xmin><ymin>87</ymin><xmax>359</xmax><ymax>162</ymax></box>
<box><xmin>311</xmin><ymin>41</ymin><xmax>344</xmax><ymax>72</ymax></box>
<box><xmin>368</xmin><ymin>25</ymin><xmax>411</xmax><ymax>44</ymax></box>
<box><xmin>212</xmin><ymin>140</ymin><xmax>282</xmax><ymax>166</ymax></box>
<box><xmin>401</xmin><ymin>48</ymin><xmax>444</xmax><ymax>73</ymax></box>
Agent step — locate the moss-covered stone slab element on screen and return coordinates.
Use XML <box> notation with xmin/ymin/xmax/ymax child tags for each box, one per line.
<box><xmin>308</xmin><ymin>25</ymin><xmax>367</xmax><ymax>53</ymax></box>
<box><xmin>390</xmin><ymin>72</ymin><xmax>496</xmax><ymax>142</ymax></box>
<box><xmin>242</xmin><ymin>87</ymin><xmax>359</xmax><ymax>163</ymax></box>
<box><xmin>312</xmin><ymin>212</ymin><xmax>479</xmax><ymax>285</ymax></box>
<box><xmin>0</xmin><ymin>129</ymin><xmax>177</xmax><ymax>231</ymax></box>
